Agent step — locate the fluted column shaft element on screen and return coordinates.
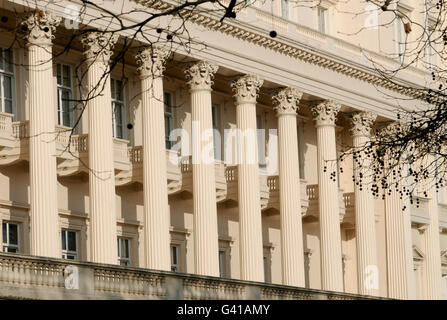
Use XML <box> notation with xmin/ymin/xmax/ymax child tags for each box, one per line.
<box><xmin>185</xmin><ymin>61</ymin><xmax>219</xmax><ymax>276</ymax></box>
<box><xmin>232</xmin><ymin>75</ymin><xmax>264</xmax><ymax>282</ymax></box>
<box><xmin>422</xmin><ymin>156</ymin><xmax>443</xmax><ymax>299</ymax></box>
<box><xmin>272</xmin><ymin>88</ymin><xmax>305</xmax><ymax>287</ymax></box>
<box><xmin>136</xmin><ymin>47</ymin><xmax>171</xmax><ymax>271</ymax></box>
<box><xmin>382</xmin><ymin>123</ymin><xmax>414</xmax><ymax>299</ymax></box>
<box><xmin>311</xmin><ymin>100</ymin><xmax>344</xmax><ymax>292</ymax></box>
<box><xmin>351</xmin><ymin>112</ymin><xmax>379</xmax><ymax>296</ymax></box>
<box><xmin>384</xmin><ymin>176</ymin><xmax>414</xmax><ymax>299</ymax></box>
<box><xmin>82</xmin><ymin>32</ymin><xmax>118</xmax><ymax>264</ymax></box>
<box><xmin>23</xmin><ymin>12</ymin><xmax>61</xmax><ymax>258</ymax></box>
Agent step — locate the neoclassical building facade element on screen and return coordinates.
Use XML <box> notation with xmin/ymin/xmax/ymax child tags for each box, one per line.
<box><xmin>0</xmin><ymin>0</ymin><xmax>446</xmax><ymax>300</ymax></box>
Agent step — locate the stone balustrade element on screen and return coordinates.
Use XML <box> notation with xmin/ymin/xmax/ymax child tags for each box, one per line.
<box><xmin>0</xmin><ymin>252</ymin><xmax>380</xmax><ymax>300</ymax></box>
<box><xmin>0</xmin><ymin>112</ymin><xmax>14</xmax><ymax>148</ymax></box>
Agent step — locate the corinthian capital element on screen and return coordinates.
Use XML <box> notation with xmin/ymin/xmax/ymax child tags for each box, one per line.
<box><xmin>231</xmin><ymin>75</ymin><xmax>263</xmax><ymax>104</ymax></box>
<box><xmin>21</xmin><ymin>11</ymin><xmax>61</xmax><ymax>46</ymax></box>
<box><xmin>136</xmin><ymin>46</ymin><xmax>170</xmax><ymax>79</ymax></box>
<box><xmin>184</xmin><ymin>61</ymin><xmax>218</xmax><ymax>91</ymax></box>
<box><xmin>271</xmin><ymin>87</ymin><xmax>302</xmax><ymax>116</ymax></box>
<box><xmin>311</xmin><ymin>100</ymin><xmax>341</xmax><ymax>126</ymax></box>
<box><xmin>350</xmin><ymin>112</ymin><xmax>377</xmax><ymax>137</ymax></box>
<box><xmin>81</xmin><ymin>32</ymin><xmax>119</xmax><ymax>64</ymax></box>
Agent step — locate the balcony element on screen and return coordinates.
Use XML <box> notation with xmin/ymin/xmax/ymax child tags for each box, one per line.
<box><xmin>178</xmin><ymin>156</ymin><xmax>227</xmax><ymax>201</ymax></box>
<box><xmin>304</xmin><ymin>184</ymin><xmax>347</xmax><ymax>222</ymax></box>
<box><xmin>0</xmin><ymin>120</ymin><xmax>132</xmax><ymax>176</ymax></box>
<box><xmin>116</xmin><ymin>147</ymin><xmax>183</xmax><ymax>194</ymax></box>
<box><xmin>225</xmin><ymin>167</ymin><xmax>308</xmax><ymax>213</ymax></box>
<box><xmin>0</xmin><ymin>112</ymin><xmax>14</xmax><ymax>148</ymax></box>
<box><xmin>0</xmin><ymin>252</ymin><xmax>376</xmax><ymax>300</ymax></box>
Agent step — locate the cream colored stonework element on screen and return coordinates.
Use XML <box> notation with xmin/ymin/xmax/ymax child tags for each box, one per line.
<box><xmin>0</xmin><ymin>0</ymin><xmax>445</xmax><ymax>300</ymax></box>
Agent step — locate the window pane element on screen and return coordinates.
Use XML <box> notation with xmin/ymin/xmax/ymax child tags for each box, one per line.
<box><xmin>171</xmin><ymin>246</ymin><xmax>178</xmax><ymax>264</ymax></box>
<box><xmin>62</xmin><ymin>230</ymin><xmax>66</xmax><ymax>251</ymax></box>
<box><xmin>164</xmin><ymin>92</ymin><xmax>172</xmax><ymax>113</ymax></box>
<box><xmin>3</xmin><ymin>75</ymin><xmax>12</xmax><ymax>99</ymax></box>
<box><xmin>8</xmin><ymin>224</ymin><xmax>18</xmax><ymax>245</ymax></box>
<box><xmin>124</xmin><ymin>239</ymin><xmax>129</xmax><ymax>258</ymax></box>
<box><xmin>281</xmin><ymin>0</ymin><xmax>289</xmax><ymax>19</ymax></box>
<box><xmin>57</xmin><ymin>64</ymin><xmax>62</xmax><ymax>85</ymax></box>
<box><xmin>318</xmin><ymin>8</ymin><xmax>326</xmax><ymax>33</ymax></box>
<box><xmin>67</xmin><ymin>231</ymin><xmax>76</xmax><ymax>252</ymax></box>
<box><xmin>116</xmin><ymin>80</ymin><xmax>123</xmax><ymax>101</ymax></box>
<box><xmin>63</xmin><ymin>65</ymin><xmax>71</xmax><ymax>87</ymax></box>
<box><xmin>62</xmin><ymin>90</ymin><xmax>71</xmax><ymax>126</ymax></box>
<box><xmin>2</xmin><ymin>223</ymin><xmax>6</xmax><ymax>244</ymax></box>
<box><xmin>117</xmin><ymin>238</ymin><xmax>120</xmax><ymax>256</ymax></box>
<box><xmin>114</xmin><ymin>104</ymin><xmax>123</xmax><ymax>139</ymax></box>
<box><xmin>7</xmin><ymin>247</ymin><xmax>17</xmax><ymax>253</ymax></box>
<box><xmin>219</xmin><ymin>251</ymin><xmax>225</xmax><ymax>277</ymax></box>
<box><xmin>62</xmin><ymin>90</ymin><xmax>70</xmax><ymax>111</ymax></box>
<box><xmin>165</xmin><ymin>116</ymin><xmax>171</xmax><ymax>149</ymax></box>
<box><xmin>111</xmin><ymin>79</ymin><xmax>115</xmax><ymax>100</ymax></box>
<box><xmin>5</xmin><ymin>49</ymin><xmax>13</xmax><ymax>73</ymax></box>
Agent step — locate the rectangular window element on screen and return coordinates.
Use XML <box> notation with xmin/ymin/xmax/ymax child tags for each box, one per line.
<box><xmin>2</xmin><ymin>222</ymin><xmax>19</xmax><ymax>253</ymax></box>
<box><xmin>61</xmin><ymin>229</ymin><xmax>78</xmax><ymax>260</ymax></box>
<box><xmin>219</xmin><ymin>250</ymin><xmax>226</xmax><ymax>277</ymax></box>
<box><xmin>117</xmin><ymin>237</ymin><xmax>131</xmax><ymax>266</ymax></box>
<box><xmin>281</xmin><ymin>0</ymin><xmax>289</xmax><ymax>20</ymax></box>
<box><xmin>395</xmin><ymin>17</ymin><xmax>405</xmax><ymax>62</ymax></box>
<box><xmin>171</xmin><ymin>245</ymin><xmax>179</xmax><ymax>272</ymax></box>
<box><xmin>0</xmin><ymin>48</ymin><xmax>15</xmax><ymax>116</ymax></box>
<box><xmin>111</xmin><ymin>78</ymin><xmax>125</xmax><ymax>139</ymax></box>
<box><xmin>317</xmin><ymin>7</ymin><xmax>327</xmax><ymax>33</ymax></box>
<box><xmin>164</xmin><ymin>91</ymin><xmax>174</xmax><ymax>149</ymax></box>
<box><xmin>212</xmin><ymin>104</ymin><xmax>221</xmax><ymax>160</ymax></box>
<box><xmin>56</xmin><ymin>63</ymin><xmax>73</xmax><ymax>127</ymax></box>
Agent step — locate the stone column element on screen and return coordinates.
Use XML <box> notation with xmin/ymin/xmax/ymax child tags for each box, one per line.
<box><xmin>382</xmin><ymin>122</ymin><xmax>415</xmax><ymax>299</ymax></box>
<box><xmin>311</xmin><ymin>100</ymin><xmax>344</xmax><ymax>292</ymax></box>
<box><xmin>22</xmin><ymin>12</ymin><xmax>61</xmax><ymax>258</ymax></box>
<box><xmin>271</xmin><ymin>88</ymin><xmax>305</xmax><ymax>287</ymax></box>
<box><xmin>422</xmin><ymin>156</ymin><xmax>443</xmax><ymax>299</ymax></box>
<box><xmin>136</xmin><ymin>47</ymin><xmax>171</xmax><ymax>271</ymax></box>
<box><xmin>184</xmin><ymin>61</ymin><xmax>220</xmax><ymax>276</ymax></box>
<box><xmin>350</xmin><ymin>112</ymin><xmax>379</xmax><ymax>296</ymax></box>
<box><xmin>231</xmin><ymin>75</ymin><xmax>264</xmax><ymax>282</ymax></box>
<box><xmin>81</xmin><ymin>32</ymin><xmax>119</xmax><ymax>264</ymax></box>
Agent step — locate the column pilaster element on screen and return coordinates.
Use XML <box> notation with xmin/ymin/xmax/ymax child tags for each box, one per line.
<box><xmin>350</xmin><ymin>112</ymin><xmax>379</xmax><ymax>296</ymax></box>
<box><xmin>136</xmin><ymin>47</ymin><xmax>171</xmax><ymax>271</ymax></box>
<box><xmin>184</xmin><ymin>61</ymin><xmax>220</xmax><ymax>276</ymax></box>
<box><xmin>81</xmin><ymin>32</ymin><xmax>119</xmax><ymax>264</ymax></box>
<box><xmin>311</xmin><ymin>100</ymin><xmax>344</xmax><ymax>292</ymax></box>
<box><xmin>422</xmin><ymin>155</ymin><xmax>443</xmax><ymax>299</ymax></box>
<box><xmin>382</xmin><ymin>122</ymin><xmax>415</xmax><ymax>299</ymax></box>
<box><xmin>22</xmin><ymin>11</ymin><xmax>61</xmax><ymax>258</ymax></box>
<box><xmin>231</xmin><ymin>75</ymin><xmax>264</xmax><ymax>282</ymax></box>
<box><xmin>272</xmin><ymin>87</ymin><xmax>305</xmax><ymax>287</ymax></box>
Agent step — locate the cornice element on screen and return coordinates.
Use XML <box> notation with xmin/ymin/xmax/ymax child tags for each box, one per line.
<box><xmin>135</xmin><ymin>0</ymin><xmax>427</xmax><ymax>101</ymax></box>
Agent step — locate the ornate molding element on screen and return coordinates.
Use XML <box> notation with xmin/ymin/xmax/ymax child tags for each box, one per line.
<box><xmin>21</xmin><ymin>11</ymin><xmax>61</xmax><ymax>46</ymax></box>
<box><xmin>136</xmin><ymin>46</ymin><xmax>170</xmax><ymax>79</ymax></box>
<box><xmin>135</xmin><ymin>0</ymin><xmax>425</xmax><ymax>101</ymax></box>
<box><xmin>311</xmin><ymin>100</ymin><xmax>341</xmax><ymax>126</ymax></box>
<box><xmin>231</xmin><ymin>74</ymin><xmax>263</xmax><ymax>104</ymax></box>
<box><xmin>184</xmin><ymin>60</ymin><xmax>218</xmax><ymax>91</ymax></box>
<box><xmin>271</xmin><ymin>87</ymin><xmax>302</xmax><ymax>116</ymax></box>
<box><xmin>350</xmin><ymin>112</ymin><xmax>377</xmax><ymax>137</ymax></box>
<box><xmin>81</xmin><ymin>32</ymin><xmax>119</xmax><ymax>64</ymax></box>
